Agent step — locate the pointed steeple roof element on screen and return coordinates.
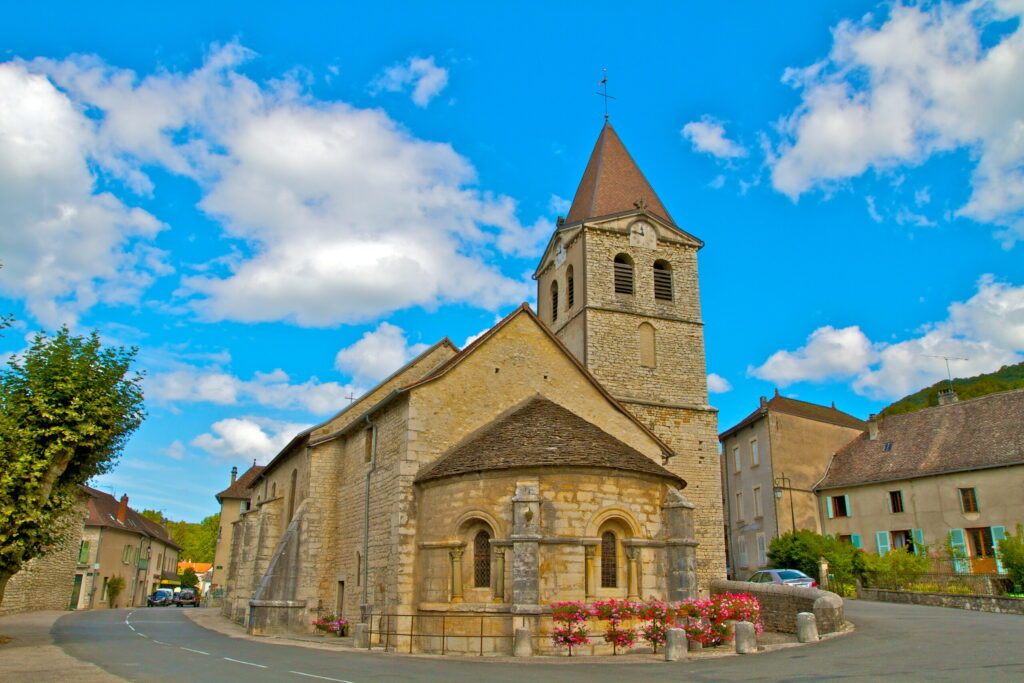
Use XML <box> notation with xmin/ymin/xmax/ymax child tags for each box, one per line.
<box><xmin>565</xmin><ymin>122</ymin><xmax>674</xmax><ymax>225</ymax></box>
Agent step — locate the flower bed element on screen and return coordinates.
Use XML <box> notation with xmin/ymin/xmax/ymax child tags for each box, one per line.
<box><xmin>549</xmin><ymin>594</ymin><xmax>763</xmax><ymax>656</ymax></box>
<box><xmin>312</xmin><ymin>614</ymin><xmax>349</xmax><ymax>636</ymax></box>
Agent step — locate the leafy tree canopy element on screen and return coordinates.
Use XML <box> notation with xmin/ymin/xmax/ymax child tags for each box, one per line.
<box><xmin>140</xmin><ymin>510</ymin><xmax>219</xmax><ymax>563</ymax></box>
<box><xmin>180</xmin><ymin>567</ymin><xmax>199</xmax><ymax>589</ymax></box>
<box><xmin>881</xmin><ymin>361</ymin><xmax>1024</xmax><ymax>417</ymax></box>
<box><xmin>0</xmin><ymin>327</ymin><xmax>144</xmax><ymax>604</ymax></box>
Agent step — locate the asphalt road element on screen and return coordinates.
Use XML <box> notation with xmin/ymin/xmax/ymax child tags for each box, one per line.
<box><xmin>52</xmin><ymin>600</ymin><xmax>1024</xmax><ymax>682</ymax></box>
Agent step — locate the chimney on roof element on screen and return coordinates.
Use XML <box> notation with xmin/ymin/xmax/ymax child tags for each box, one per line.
<box><xmin>759</xmin><ymin>396</ymin><xmax>767</xmax><ymax>408</ymax></box>
<box><xmin>117</xmin><ymin>494</ymin><xmax>129</xmax><ymax>523</ymax></box>
<box><xmin>231</xmin><ymin>466</ymin><xmax>238</xmax><ymax>484</ymax></box>
<box><xmin>867</xmin><ymin>414</ymin><xmax>879</xmax><ymax>440</ymax></box>
<box><xmin>938</xmin><ymin>388</ymin><xmax>959</xmax><ymax>406</ymax></box>
<box><xmin>831</xmin><ymin>401</ymin><xmax>836</xmax><ymax>409</ymax></box>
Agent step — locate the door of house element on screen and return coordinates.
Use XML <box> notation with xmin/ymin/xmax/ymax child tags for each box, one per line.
<box><xmin>69</xmin><ymin>574</ymin><xmax>83</xmax><ymax>610</ymax></box>
<box><xmin>337</xmin><ymin>581</ymin><xmax>345</xmax><ymax>618</ymax></box>
<box><xmin>967</xmin><ymin>527</ymin><xmax>997</xmax><ymax>574</ymax></box>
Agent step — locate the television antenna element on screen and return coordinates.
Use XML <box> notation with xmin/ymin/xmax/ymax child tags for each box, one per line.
<box><xmin>923</xmin><ymin>354</ymin><xmax>968</xmax><ymax>389</ymax></box>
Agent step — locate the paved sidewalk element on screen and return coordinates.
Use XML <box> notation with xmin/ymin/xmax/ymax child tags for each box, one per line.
<box><xmin>0</xmin><ymin>610</ymin><xmax>121</xmax><ymax>682</ymax></box>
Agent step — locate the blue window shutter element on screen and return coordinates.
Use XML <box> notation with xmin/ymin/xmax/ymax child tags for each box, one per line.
<box><xmin>911</xmin><ymin>529</ymin><xmax>925</xmax><ymax>555</ymax></box>
<box><xmin>991</xmin><ymin>526</ymin><xmax>1007</xmax><ymax>574</ymax></box>
<box><xmin>875</xmin><ymin>531</ymin><xmax>891</xmax><ymax>556</ymax></box>
<box><xmin>949</xmin><ymin>529</ymin><xmax>969</xmax><ymax>573</ymax></box>
<box><xmin>844</xmin><ymin>495</ymin><xmax>852</xmax><ymax>517</ymax></box>
<box><xmin>851</xmin><ymin>533</ymin><xmax>862</xmax><ymax>550</ymax></box>
<box><xmin>826</xmin><ymin>496</ymin><xmax>834</xmax><ymax>519</ymax></box>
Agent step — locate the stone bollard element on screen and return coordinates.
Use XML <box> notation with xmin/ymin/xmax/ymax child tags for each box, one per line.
<box><xmin>664</xmin><ymin>628</ymin><xmax>687</xmax><ymax>662</ymax></box>
<box><xmin>796</xmin><ymin>612</ymin><xmax>819</xmax><ymax>643</ymax></box>
<box><xmin>687</xmin><ymin>637</ymin><xmax>703</xmax><ymax>653</ymax></box>
<box><xmin>513</xmin><ymin>628</ymin><xmax>533</xmax><ymax>657</ymax></box>
<box><xmin>734</xmin><ymin>621</ymin><xmax>756</xmax><ymax>654</ymax></box>
<box><xmin>352</xmin><ymin>623</ymin><xmax>369</xmax><ymax>649</ymax></box>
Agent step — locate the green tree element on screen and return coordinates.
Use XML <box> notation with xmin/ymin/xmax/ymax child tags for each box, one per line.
<box><xmin>180</xmin><ymin>567</ymin><xmax>199</xmax><ymax>589</ymax></box>
<box><xmin>139</xmin><ymin>510</ymin><xmax>220</xmax><ymax>563</ymax></box>
<box><xmin>766</xmin><ymin>530</ymin><xmax>863</xmax><ymax>592</ymax></box>
<box><xmin>997</xmin><ymin>524</ymin><xmax>1024</xmax><ymax>592</ymax></box>
<box><xmin>106</xmin><ymin>576</ymin><xmax>126</xmax><ymax>608</ymax></box>
<box><xmin>0</xmin><ymin>327</ymin><xmax>144</xmax><ymax>605</ymax></box>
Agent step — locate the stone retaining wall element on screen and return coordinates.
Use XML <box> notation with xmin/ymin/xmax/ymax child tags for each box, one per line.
<box><xmin>858</xmin><ymin>587</ymin><xmax>1024</xmax><ymax>615</ymax></box>
<box><xmin>710</xmin><ymin>579</ymin><xmax>844</xmax><ymax>634</ymax></box>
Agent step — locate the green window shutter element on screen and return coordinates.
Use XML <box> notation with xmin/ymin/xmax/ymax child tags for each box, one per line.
<box><xmin>851</xmin><ymin>533</ymin><xmax>863</xmax><ymax>550</ymax></box>
<box><xmin>875</xmin><ymin>531</ymin><xmax>891</xmax><ymax>556</ymax></box>
<box><xmin>991</xmin><ymin>526</ymin><xmax>1007</xmax><ymax>574</ymax></box>
<box><xmin>844</xmin><ymin>495</ymin><xmax>852</xmax><ymax>517</ymax></box>
<box><xmin>949</xmin><ymin>529</ymin><xmax>969</xmax><ymax>573</ymax></box>
<box><xmin>78</xmin><ymin>541</ymin><xmax>89</xmax><ymax>564</ymax></box>
<box><xmin>826</xmin><ymin>496</ymin><xmax>834</xmax><ymax>519</ymax></box>
<box><xmin>911</xmin><ymin>529</ymin><xmax>925</xmax><ymax>555</ymax></box>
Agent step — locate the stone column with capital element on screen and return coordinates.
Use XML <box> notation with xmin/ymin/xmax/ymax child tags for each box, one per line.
<box><xmin>584</xmin><ymin>544</ymin><xmax>597</xmax><ymax>601</ymax></box>
<box><xmin>662</xmin><ymin>488</ymin><xmax>699</xmax><ymax>601</ymax></box>
<box><xmin>493</xmin><ymin>547</ymin><xmax>506</xmax><ymax>603</ymax></box>
<box><xmin>510</xmin><ymin>481</ymin><xmax>541</xmax><ymax>614</ymax></box>
<box><xmin>449</xmin><ymin>547</ymin><xmax>464</xmax><ymax>603</ymax></box>
<box><xmin>626</xmin><ymin>547</ymin><xmax>640</xmax><ymax>600</ymax></box>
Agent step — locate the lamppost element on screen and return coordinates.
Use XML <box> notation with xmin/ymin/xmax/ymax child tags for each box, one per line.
<box><xmin>774</xmin><ymin>472</ymin><xmax>796</xmax><ymax>534</ymax></box>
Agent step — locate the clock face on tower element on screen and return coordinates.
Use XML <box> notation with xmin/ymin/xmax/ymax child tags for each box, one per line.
<box><xmin>629</xmin><ymin>221</ymin><xmax>656</xmax><ymax>249</ymax></box>
<box><xmin>555</xmin><ymin>243</ymin><xmax>566</xmax><ymax>267</ymax></box>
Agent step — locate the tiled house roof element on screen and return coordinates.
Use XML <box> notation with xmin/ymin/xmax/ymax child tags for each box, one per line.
<box><xmin>215</xmin><ymin>464</ymin><xmax>265</xmax><ymax>502</ymax></box>
<box><xmin>719</xmin><ymin>393</ymin><xmax>866</xmax><ymax>441</ymax></box>
<box><xmin>816</xmin><ymin>389</ymin><xmax>1024</xmax><ymax>489</ymax></box>
<box><xmin>81</xmin><ymin>486</ymin><xmax>180</xmax><ymax>550</ymax></box>
<box><xmin>415</xmin><ymin>397</ymin><xmax>685</xmax><ymax>485</ymax></box>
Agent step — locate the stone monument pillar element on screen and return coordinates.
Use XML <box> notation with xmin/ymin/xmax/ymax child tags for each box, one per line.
<box><xmin>510</xmin><ymin>481</ymin><xmax>541</xmax><ymax>614</ymax></box>
<box><xmin>493</xmin><ymin>547</ymin><xmax>506</xmax><ymax>602</ymax></box>
<box><xmin>662</xmin><ymin>488</ymin><xmax>699</xmax><ymax>601</ymax></box>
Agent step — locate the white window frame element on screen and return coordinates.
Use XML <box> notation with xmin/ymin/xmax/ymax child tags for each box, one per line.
<box><xmin>738</xmin><ymin>537</ymin><xmax>749</xmax><ymax>568</ymax></box>
<box><xmin>753</xmin><ymin>485</ymin><xmax>763</xmax><ymax>518</ymax></box>
<box><xmin>750</xmin><ymin>438</ymin><xmax>760</xmax><ymax>467</ymax></box>
<box><xmin>733</xmin><ymin>446</ymin><xmax>741</xmax><ymax>473</ymax></box>
<box><xmin>735</xmin><ymin>491</ymin><xmax>744</xmax><ymax>521</ymax></box>
<box><xmin>756</xmin><ymin>533</ymin><xmax>767</xmax><ymax>566</ymax></box>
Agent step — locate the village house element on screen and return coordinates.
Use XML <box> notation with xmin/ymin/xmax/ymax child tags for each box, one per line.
<box><xmin>221</xmin><ymin>122</ymin><xmax>725</xmax><ymax>652</ymax></box>
<box><xmin>211</xmin><ymin>463</ymin><xmax>264</xmax><ymax>597</ymax></box>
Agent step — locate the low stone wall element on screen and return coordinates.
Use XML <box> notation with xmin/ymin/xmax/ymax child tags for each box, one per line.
<box><xmin>0</xmin><ymin>507</ymin><xmax>83</xmax><ymax>617</ymax></box>
<box><xmin>710</xmin><ymin>580</ymin><xmax>844</xmax><ymax>634</ymax></box>
<box><xmin>858</xmin><ymin>587</ymin><xmax>1024</xmax><ymax>615</ymax></box>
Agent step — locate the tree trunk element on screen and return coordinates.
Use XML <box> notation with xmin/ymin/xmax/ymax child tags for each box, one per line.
<box><xmin>0</xmin><ymin>570</ymin><xmax>13</xmax><ymax>609</ymax></box>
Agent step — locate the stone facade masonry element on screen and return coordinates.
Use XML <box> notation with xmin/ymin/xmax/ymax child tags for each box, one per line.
<box><xmin>0</xmin><ymin>505</ymin><xmax>83</xmax><ymax>616</ymax></box>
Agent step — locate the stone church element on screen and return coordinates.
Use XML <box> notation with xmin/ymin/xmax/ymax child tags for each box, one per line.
<box><xmin>222</xmin><ymin>122</ymin><xmax>724</xmax><ymax>651</ymax></box>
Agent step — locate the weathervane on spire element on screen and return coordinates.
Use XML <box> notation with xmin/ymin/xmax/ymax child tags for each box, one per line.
<box><xmin>595</xmin><ymin>68</ymin><xmax>616</xmax><ymax>121</ymax></box>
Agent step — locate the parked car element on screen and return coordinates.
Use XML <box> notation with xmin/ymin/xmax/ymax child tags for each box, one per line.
<box><xmin>174</xmin><ymin>588</ymin><xmax>200</xmax><ymax>607</ymax></box>
<box><xmin>147</xmin><ymin>589</ymin><xmax>174</xmax><ymax>607</ymax></box>
<box><xmin>747</xmin><ymin>568</ymin><xmax>818</xmax><ymax>588</ymax></box>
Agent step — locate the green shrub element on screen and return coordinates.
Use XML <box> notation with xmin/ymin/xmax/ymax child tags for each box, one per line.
<box><xmin>862</xmin><ymin>550</ymin><xmax>929</xmax><ymax>589</ymax></box>
<box><xmin>766</xmin><ymin>530</ymin><xmax>863</xmax><ymax>591</ymax></box>
<box><xmin>106</xmin><ymin>576</ymin><xmax>126</xmax><ymax>608</ymax></box>
<box><xmin>997</xmin><ymin>524</ymin><xmax>1024</xmax><ymax>592</ymax></box>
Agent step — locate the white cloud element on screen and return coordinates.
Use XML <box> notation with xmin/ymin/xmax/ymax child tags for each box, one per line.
<box><xmin>0</xmin><ymin>62</ymin><xmax>166</xmax><ymax>326</ymax></box>
<box><xmin>548</xmin><ymin>194</ymin><xmax>571</xmax><ymax>215</ymax></box>
<box><xmin>191</xmin><ymin>416</ymin><xmax>311</xmax><ymax>462</ymax></box>
<box><xmin>334</xmin><ymin>322</ymin><xmax>429</xmax><ymax>386</ymax></box>
<box><xmin>11</xmin><ymin>44</ymin><xmax>543</xmax><ymax>327</ymax></box>
<box><xmin>147</xmin><ymin>366</ymin><xmax>357</xmax><ymax>414</ymax></box>
<box><xmin>371</xmin><ymin>56</ymin><xmax>449</xmax><ymax>107</ymax></box>
<box><xmin>681</xmin><ymin>116</ymin><xmax>748</xmax><ymax>159</ymax></box>
<box><xmin>164</xmin><ymin>440</ymin><xmax>186</xmax><ymax>460</ymax></box>
<box><xmin>750</xmin><ymin>274</ymin><xmax>1024</xmax><ymax>399</ymax></box>
<box><xmin>770</xmin><ymin>1</ymin><xmax>1024</xmax><ymax>246</ymax></box>
<box><xmin>707</xmin><ymin>373</ymin><xmax>733</xmax><ymax>394</ymax></box>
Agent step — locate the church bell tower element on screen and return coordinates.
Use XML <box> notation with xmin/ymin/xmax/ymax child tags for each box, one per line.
<box><xmin>534</xmin><ymin>121</ymin><xmax>725</xmax><ymax>588</ymax></box>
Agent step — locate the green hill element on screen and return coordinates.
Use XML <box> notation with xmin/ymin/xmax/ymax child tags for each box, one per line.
<box><xmin>880</xmin><ymin>361</ymin><xmax>1024</xmax><ymax>417</ymax></box>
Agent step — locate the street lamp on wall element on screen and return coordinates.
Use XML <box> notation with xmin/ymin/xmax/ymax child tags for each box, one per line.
<box><xmin>773</xmin><ymin>472</ymin><xmax>797</xmax><ymax>534</ymax></box>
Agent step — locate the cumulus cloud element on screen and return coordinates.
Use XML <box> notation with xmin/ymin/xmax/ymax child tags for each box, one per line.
<box><xmin>334</xmin><ymin>321</ymin><xmax>429</xmax><ymax>386</ymax></box>
<box><xmin>707</xmin><ymin>373</ymin><xmax>733</xmax><ymax>394</ymax></box>
<box><xmin>681</xmin><ymin>117</ymin><xmax>748</xmax><ymax>159</ymax></box>
<box><xmin>770</xmin><ymin>1</ymin><xmax>1024</xmax><ymax>246</ymax></box>
<box><xmin>750</xmin><ymin>275</ymin><xmax>1024</xmax><ymax>399</ymax></box>
<box><xmin>371</xmin><ymin>56</ymin><xmax>449</xmax><ymax>107</ymax></box>
<box><xmin>7</xmin><ymin>43</ymin><xmax>544</xmax><ymax>327</ymax></box>
<box><xmin>191</xmin><ymin>416</ymin><xmax>311</xmax><ymax>462</ymax></box>
<box><xmin>0</xmin><ymin>62</ymin><xmax>167</xmax><ymax>326</ymax></box>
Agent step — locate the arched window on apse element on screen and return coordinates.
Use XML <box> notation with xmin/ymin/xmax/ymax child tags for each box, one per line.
<box><xmin>613</xmin><ymin>254</ymin><xmax>634</xmax><ymax>295</ymax></box>
<box><xmin>474</xmin><ymin>530</ymin><xmax>491</xmax><ymax>588</ymax></box>
<box><xmin>639</xmin><ymin>322</ymin><xmax>656</xmax><ymax>368</ymax></box>
<box><xmin>601</xmin><ymin>530</ymin><xmax>618</xmax><ymax>588</ymax></box>
<box><xmin>653</xmin><ymin>260</ymin><xmax>673</xmax><ymax>301</ymax></box>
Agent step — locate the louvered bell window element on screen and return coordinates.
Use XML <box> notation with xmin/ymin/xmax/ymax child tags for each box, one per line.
<box><xmin>613</xmin><ymin>254</ymin><xmax>634</xmax><ymax>295</ymax></box>
<box><xmin>566</xmin><ymin>266</ymin><xmax>574</xmax><ymax>309</ymax></box>
<box><xmin>653</xmin><ymin>260</ymin><xmax>672</xmax><ymax>301</ymax></box>
<box><xmin>474</xmin><ymin>530</ymin><xmax>491</xmax><ymax>588</ymax></box>
<box><xmin>550</xmin><ymin>281</ymin><xmax>559</xmax><ymax>323</ymax></box>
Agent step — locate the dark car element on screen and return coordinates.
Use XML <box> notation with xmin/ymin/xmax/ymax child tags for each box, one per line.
<box><xmin>747</xmin><ymin>568</ymin><xmax>818</xmax><ymax>588</ymax></box>
<box><xmin>174</xmin><ymin>588</ymin><xmax>200</xmax><ymax>607</ymax></box>
<box><xmin>147</xmin><ymin>589</ymin><xmax>174</xmax><ymax>607</ymax></box>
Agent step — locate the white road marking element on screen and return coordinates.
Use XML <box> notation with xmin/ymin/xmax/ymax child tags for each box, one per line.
<box><xmin>181</xmin><ymin>647</ymin><xmax>210</xmax><ymax>655</ymax></box>
<box><xmin>289</xmin><ymin>672</ymin><xmax>354</xmax><ymax>683</ymax></box>
<box><xmin>224</xmin><ymin>657</ymin><xmax>268</xmax><ymax>669</ymax></box>
<box><xmin>136</xmin><ymin>633</ymin><xmax>148</xmax><ymax>638</ymax></box>
<box><xmin>152</xmin><ymin>639</ymin><xmax>170</xmax><ymax>645</ymax></box>
<box><xmin>128</xmin><ymin>624</ymin><xmax>135</xmax><ymax>631</ymax></box>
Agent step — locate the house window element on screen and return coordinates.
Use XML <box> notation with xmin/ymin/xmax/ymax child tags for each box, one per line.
<box><xmin>889</xmin><ymin>490</ymin><xmax>904</xmax><ymax>513</ymax></box>
<box><xmin>735</xmin><ymin>491</ymin><xmax>744</xmax><ymax>521</ymax></box>
<box><xmin>891</xmin><ymin>529</ymin><xmax>913</xmax><ymax>552</ymax></box>
<box><xmin>600</xmin><ymin>531</ymin><xmax>618</xmax><ymax>588</ymax></box>
<box><xmin>122</xmin><ymin>544</ymin><xmax>132</xmax><ymax>564</ymax></box>
<box><xmin>566</xmin><ymin>266</ymin><xmax>575</xmax><ymax>309</ymax></box>
<box><xmin>613</xmin><ymin>254</ymin><xmax>634</xmax><ymax>295</ymax></box>
<box><xmin>753</xmin><ymin>486</ymin><xmax>763</xmax><ymax>518</ymax></box>
<box><xmin>839</xmin><ymin>534</ymin><xmax>853</xmax><ymax>545</ymax></box>
<box><xmin>750</xmin><ymin>438</ymin><xmax>759</xmax><ymax>467</ymax></box>
<box><xmin>756</xmin><ymin>533</ymin><xmax>767</xmax><ymax>566</ymax></box>
<box><xmin>473</xmin><ymin>530</ymin><xmax>491</xmax><ymax>588</ymax></box>
<box><xmin>966</xmin><ymin>527</ymin><xmax>994</xmax><ymax>558</ymax></box>
<box><xmin>550</xmin><ymin>280</ymin><xmax>559</xmax><ymax>323</ymax></box>
<box><xmin>959</xmin><ymin>487</ymin><xmax>979</xmax><ymax>513</ymax></box>
<box><xmin>101</xmin><ymin>577</ymin><xmax>109</xmax><ymax>601</ymax></box>
<box><xmin>733</xmin><ymin>446</ymin><xmax>741</xmax><ymax>473</ymax></box>
<box><xmin>653</xmin><ymin>260</ymin><xmax>672</xmax><ymax>301</ymax></box>
<box><xmin>638</xmin><ymin>323</ymin><xmax>656</xmax><ymax>368</ymax></box>
<box><xmin>831</xmin><ymin>496</ymin><xmax>850</xmax><ymax>518</ymax></box>
<box><xmin>737</xmin><ymin>538</ymin><xmax>749</xmax><ymax>568</ymax></box>
<box><xmin>78</xmin><ymin>541</ymin><xmax>90</xmax><ymax>564</ymax></box>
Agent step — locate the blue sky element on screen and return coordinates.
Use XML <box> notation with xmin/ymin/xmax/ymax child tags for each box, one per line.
<box><xmin>2</xmin><ymin>1</ymin><xmax>1022</xmax><ymax>521</ymax></box>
